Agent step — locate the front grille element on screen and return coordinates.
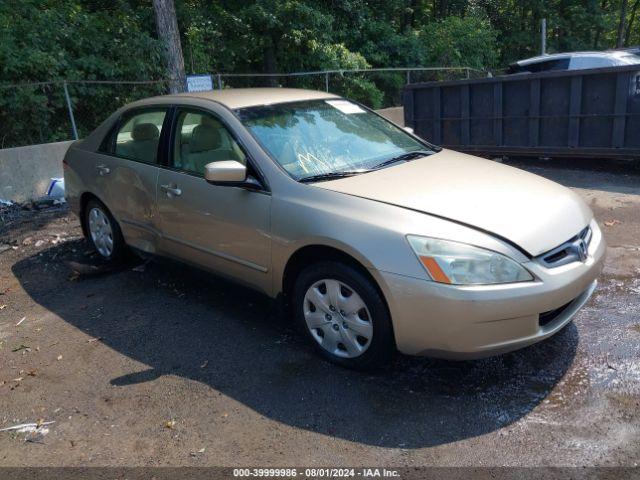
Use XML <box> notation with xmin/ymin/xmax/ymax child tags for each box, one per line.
<box><xmin>539</xmin><ymin>226</ymin><xmax>592</xmax><ymax>268</ymax></box>
<box><xmin>539</xmin><ymin>299</ymin><xmax>574</xmax><ymax>327</ymax></box>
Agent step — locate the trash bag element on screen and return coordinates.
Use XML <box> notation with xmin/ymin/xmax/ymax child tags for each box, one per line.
<box><xmin>46</xmin><ymin>178</ymin><xmax>65</xmax><ymax>201</ymax></box>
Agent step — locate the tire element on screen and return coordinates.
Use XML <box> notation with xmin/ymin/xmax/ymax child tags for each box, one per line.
<box><xmin>292</xmin><ymin>261</ymin><xmax>395</xmax><ymax>370</ymax></box>
<box><xmin>84</xmin><ymin>199</ymin><xmax>127</xmax><ymax>262</ymax></box>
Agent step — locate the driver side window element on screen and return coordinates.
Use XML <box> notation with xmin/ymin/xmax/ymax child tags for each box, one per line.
<box><xmin>173</xmin><ymin>110</ymin><xmax>246</xmax><ymax>175</ymax></box>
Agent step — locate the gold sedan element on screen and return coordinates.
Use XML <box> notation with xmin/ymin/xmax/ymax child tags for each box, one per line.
<box><xmin>63</xmin><ymin>88</ymin><xmax>605</xmax><ymax>369</ymax></box>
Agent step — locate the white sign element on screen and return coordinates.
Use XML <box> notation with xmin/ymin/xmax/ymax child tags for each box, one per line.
<box><xmin>186</xmin><ymin>75</ymin><xmax>214</xmax><ymax>92</ymax></box>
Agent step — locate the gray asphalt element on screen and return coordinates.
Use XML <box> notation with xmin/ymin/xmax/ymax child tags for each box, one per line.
<box><xmin>0</xmin><ymin>160</ymin><xmax>638</xmax><ymax>467</ymax></box>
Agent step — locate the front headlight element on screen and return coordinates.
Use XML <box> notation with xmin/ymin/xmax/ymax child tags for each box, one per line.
<box><xmin>407</xmin><ymin>235</ymin><xmax>534</xmax><ymax>285</ymax></box>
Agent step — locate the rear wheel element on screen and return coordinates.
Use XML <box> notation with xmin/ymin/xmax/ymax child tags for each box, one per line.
<box><xmin>292</xmin><ymin>261</ymin><xmax>395</xmax><ymax>369</ymax></box>
<box><xmin>84</xmin><ymin>199</ymin><xmax>127</xmax><ymax>262</ymax></box>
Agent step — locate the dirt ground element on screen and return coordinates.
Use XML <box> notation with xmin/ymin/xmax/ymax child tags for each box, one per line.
<box><xmin>0</xmin><ymin>159</ymin><xmax>639</xmax><ymax>468</ymax></box>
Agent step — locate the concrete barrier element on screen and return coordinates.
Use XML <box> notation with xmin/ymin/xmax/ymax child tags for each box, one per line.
<box><xmin>376</xmin><ymin>107</ymin><xmax>405</xmax><ymax>127</ymax></box>
<box><xmin>0</xmin><ymin>141</ymin><xmax>72</xmax><ymax>203</ymax></box>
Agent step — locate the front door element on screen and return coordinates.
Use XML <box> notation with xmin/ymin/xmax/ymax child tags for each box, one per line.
<box><xmin>156</xmin><ymin>107</ymin><xmax>272</xmax><ymax>293</ymax></box>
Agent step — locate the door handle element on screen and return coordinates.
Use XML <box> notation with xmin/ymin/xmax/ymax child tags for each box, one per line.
<box><xmin>96</xmin><ymin>164</ymin><xmax>110</xmax><ymax>176</ymax></box>
<box><xmin>160</xmin><ymin>184</ymin><xmax>182</xmax><ymax>197</ymax></box>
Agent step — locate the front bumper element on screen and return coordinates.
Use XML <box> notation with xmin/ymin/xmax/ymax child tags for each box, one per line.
<box><xmin>378</xmin><ymin>222</ymin><xmax>606</xmax><ymax>358</ymax></box>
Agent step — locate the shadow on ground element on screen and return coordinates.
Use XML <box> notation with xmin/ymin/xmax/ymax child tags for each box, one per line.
<box><xmin>12</xmin><ymin>240</ymin><xmax>578</xmax><ymax>448</ymax></box>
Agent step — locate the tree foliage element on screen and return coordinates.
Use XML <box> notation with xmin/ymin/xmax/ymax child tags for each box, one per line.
<box><xmin>1</xmin><ymin>0</ymin><xmax>638</xmax><ymax>146</ymax></box>
<box><xmin>0</xmin><ymin>0</ymin><xmax>166</xmax><ymax>146</ymax></box>
<box><xmin>0</xmin><ymin>0</ymin><xmax>164</xmax><ymax>82</ymax></box>
<box><xmin>2</xmin><ymin>0</ymin><xmax>638</xmax><ymax>84</ymax></box>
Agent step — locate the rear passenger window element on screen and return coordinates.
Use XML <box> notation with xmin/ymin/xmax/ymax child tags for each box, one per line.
<box><xmin>173</xmin><ymin>110</ymin><xmax>246</xmax><ymax>175</ymax></box>
<box><xmin>520</xmin><ymin>58</ymin><xmax>570</xmax><ymax>73</ymax></box>
<box><xmin>114</xmin><ymin>110</ymin><xmax>167</xmax><ymax>164</ymax></box>
<box><xmin>540</xmin><ymin>58</ymin><xmax>570</xmax><ymax>71</ymax></box>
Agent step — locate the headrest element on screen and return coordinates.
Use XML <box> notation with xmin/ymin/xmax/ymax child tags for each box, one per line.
<box><xmin>131</xmin><ymin>123</ymin><xmax>159</xmax><ymax>141</ymax></box>
<box><xmin>190</xmin><ymin>124</ymin><xmax>221</xmax><ymax>153</ymax></box>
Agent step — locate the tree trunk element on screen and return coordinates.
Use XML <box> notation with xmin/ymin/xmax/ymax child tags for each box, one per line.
<box><xmin>625</xmin><ymin>0</ymin><xmax>640</xmax><ymax>46</ymax></box>
<box><xmin>153</xmin><ymin>0</ymin><xmax>186</xmax><ymax>93</ymax></box>
<box><xmin>593</xmin><ymin>0</ymin><xmax>608</xmax><ymax>49</ymax></box>
<box><xmin>616</xmin><ymin>0</ymin><xmax>629</xmax><ymax>48</ymax></box>
<box><xmin>409</xmin><ymin>0</ymin><xmax>418</xmax><ymax>29</ymax></box>
<box><xmin>264</xmin><ymin>40</ymin><xmax>279</xmax><ymax>87</ymax></box>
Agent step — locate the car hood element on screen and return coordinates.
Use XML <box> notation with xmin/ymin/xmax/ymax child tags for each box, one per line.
<box><xmin>314</xmin><ymin>149</ymin><xmax>592</xmax><ymax>256</ymax></box>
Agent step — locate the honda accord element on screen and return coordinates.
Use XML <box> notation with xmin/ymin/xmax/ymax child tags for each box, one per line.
<box><xmin>63</xmin><ymin>88</ymin><xmax>605</xmax><ymax>369</ymax></box>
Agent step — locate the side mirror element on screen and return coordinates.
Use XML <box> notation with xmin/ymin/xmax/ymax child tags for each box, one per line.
<box><xmin>403</xmin><ymin>126</ymin><xmax>414</xmax><ymax>134</ymax></box>
<box><xmin>204</xmin><ymin>160</ymin><xmax>247</xmax><ymax>183</ymax></box>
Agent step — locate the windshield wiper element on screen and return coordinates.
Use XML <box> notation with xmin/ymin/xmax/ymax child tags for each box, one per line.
<box><xmin>298</xmin><ymin>149</ymin><xmax>433</xmax><ymax>183</ymax></box>
<box><xmin>371</xmin><ymin>150</ymin><xmax>434</xmax><ymax>170</ymax></box>
<box><xmin>299</xmin><ymin>170</ymin><xmax>370</xmax><ymax>183</ymax></box>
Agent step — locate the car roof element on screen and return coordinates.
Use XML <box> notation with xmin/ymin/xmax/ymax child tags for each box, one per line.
<box><xmin>166</xmin><ymin>87</ymin><xmax>340</xmax><ymax>109</ymax></box>
<box><xmin>515</xmin><ymin>50</ymin><xmax>632</xmax><ymax>66</ymax></box>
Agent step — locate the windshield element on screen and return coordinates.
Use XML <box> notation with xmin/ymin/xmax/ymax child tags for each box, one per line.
<box><xmin>237</xmin><ymin>99</ymin><xmax>434</xmax><ymax>180</ymax></box>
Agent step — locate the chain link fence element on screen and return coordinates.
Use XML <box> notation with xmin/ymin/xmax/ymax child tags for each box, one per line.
<box><xmin>0</xmin><ymin>79</ymin><xmax>178</xmax><ymax>149</ymax></box>
<box><xmin>0</xmin><ymin>68</ymin><xmax>485</xmax><ymax>149</ymax></box>
<box><xmin>217</xmin><ymin>67</ymin><xmax>485</xmax><ymax>111</ymax></box>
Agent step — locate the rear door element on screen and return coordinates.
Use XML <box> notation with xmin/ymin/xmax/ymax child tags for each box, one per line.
<box><xmin>156</xmin><ymin>106</ymin><xmax>272</xmax><ymax>293</ymax></box>
<box><xmin>93</xmin><ymin>107</ymin><xmax>170</xmax><ymax>254</ymax></box>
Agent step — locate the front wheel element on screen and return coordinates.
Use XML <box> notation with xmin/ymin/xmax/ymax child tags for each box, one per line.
<box><xmin>292</xmin><ymin>261</ymin><xmax>395</xmax><ymax>370</ymax></box>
